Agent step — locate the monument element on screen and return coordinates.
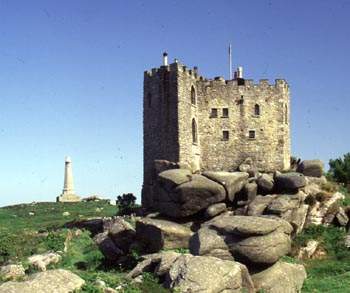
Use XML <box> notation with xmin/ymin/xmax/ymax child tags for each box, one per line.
<box><xmin>56</xmin><ymin>156</ymin><xmax>81</xmax><ymax>202</ymax></box>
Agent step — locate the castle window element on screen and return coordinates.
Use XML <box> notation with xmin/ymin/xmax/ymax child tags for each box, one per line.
<box><xmin>223</xmin><ymin>130</ymin><xmax>229</xmax><ymax>141</ymax></box>
<box><xmin>254</xmin><ymin>104</ymin><xmax>260</xmax><ymax>116</ymax></box>
<box><xmin>191</xmin><ymin>86</ymin><xmax>196</xmax><ymax>105</ymax></box>
<box><xmin>210</xmin><ymin>108</ymin><xmax>218</xmax><ymax>118</ymax></box>
<box><xmin>249</xmin><ymin>130</ymin><xmax>256</xmax><ymax>139</ymax></box>
<box><xmin>147</xmin><ymin>93</ymin><xmax>152</xmax><ymax>108</ymax></box>
<box><xmin>192</xmin><ymin>118</ymin><xmax>198</xmax><ymax>144</ymax></box>
<box><xmin>222</xmin><ymin>108</ymin><xmax>229</xmax><ymax>118</ymax></box>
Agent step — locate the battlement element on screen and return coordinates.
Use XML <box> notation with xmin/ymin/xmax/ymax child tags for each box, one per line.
<box><xmin>145</xmin><ymin>60</ymin><xmax>288</xmax><ymax>91</ymax></box>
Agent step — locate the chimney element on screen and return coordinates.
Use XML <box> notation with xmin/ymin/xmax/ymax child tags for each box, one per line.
<box><xmin>237</xmin><ymin>66</ymin><xmax>243</xmax><ymax>79</ymax></box>
<box><xmin>163</xmin><ymin>52</ymin><xmax>168</xmax><ymax>66</ymax></box>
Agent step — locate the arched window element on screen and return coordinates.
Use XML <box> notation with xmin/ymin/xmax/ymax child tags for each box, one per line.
<box><xmin>147</xmin><ymin>93</ymin><xmax>152</xmax><ymax>108</ymax></box>
<box><xmin>254</xmin><ymin>104</ymin><xmax>260</xmax><ymax>116</ymax></box>
<box><xmin>192</xmin><ymin>118</ymin><xmax>198</xmax><ymax>144</ymax></box>
<box><xmin>285</xmin><ymin>104</ymin><xmax>288</xmax><ymax>124</ymax></box>
<box><xmin>191</xmin><ymin>86</ymin><xmax>196</xmax><ymax>105</ymax></box>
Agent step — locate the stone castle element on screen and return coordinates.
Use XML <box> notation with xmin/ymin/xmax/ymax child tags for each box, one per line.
<box><xmin>142</xmin><ymin>53</ymin><xmax>291</xmax><ymax>206</ymax></box>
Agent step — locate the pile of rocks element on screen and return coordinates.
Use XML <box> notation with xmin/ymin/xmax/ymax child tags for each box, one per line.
<box><xmin>82</xmin><ymin>158</ymin><xmax>346</xmax><ymax>292</ymax></box>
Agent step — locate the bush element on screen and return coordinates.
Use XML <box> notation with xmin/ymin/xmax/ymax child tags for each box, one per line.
<box><xmin>328</xmin><ymin>153</ymin><xmax>350</xmax><ymax>186</ymax></box>
<box><xmin>116</xmin><ymin>193</ymin><xmax>137</xmax><ymax>215</ymax></box>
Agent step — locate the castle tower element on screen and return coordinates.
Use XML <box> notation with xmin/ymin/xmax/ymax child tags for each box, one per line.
<box><xmin>57</xmin><ymin>156</ymin><xmax>80</xmax><ymax>202</ymax></box>
<box><xmin>142</xmin><ymin>53</ymin><xmax>291</xmax><ymax>208</ymax></box>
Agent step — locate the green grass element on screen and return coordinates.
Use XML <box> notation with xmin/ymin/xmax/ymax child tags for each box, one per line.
<box><xmin>0</xmin><ymin>201</ymin><xmax>117</xmax><ymax>233</ymax></box>
<box><xmin>0</xmin><ymin>202</ymin><xmax>168</xmax><ymax>292</ymax></box>
<box><xmin>293</xmin><ymin>225</ymin><xmax>350</xmax><ymax>292</ymax></box>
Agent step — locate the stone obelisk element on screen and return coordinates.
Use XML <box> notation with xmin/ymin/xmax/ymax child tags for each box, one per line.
<box><xmin>57</xmin><ymin>156</ymin><xmax>80</xmax><ymax>202</ymax></box>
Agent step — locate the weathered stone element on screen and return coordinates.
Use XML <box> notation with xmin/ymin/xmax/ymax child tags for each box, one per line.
<box><xmin>297</xmin><ymin>240</ymin><xmax>319</xmax><ymax>259</ymax></box>
<box><xmin>0</xmin><ymin>269</ymin><xmax>85</xmax><ymax>293</ymax></box>
<box><xmin>306</xmin><ymin>192</ymin><xmax>345</xmax><ymax>226</ymax></box>
<box><xmin>290</xmin><ymin>204</ymin><xmax>309</xmax><ymax>234</ymax></box>
<box><xmin>345</xmin><ymin>234</ymin><xmax>350</xmax><ymax>248</ymax></box>
<box><xmin>192</xmin><ymin>215</ymin><xmax>292</xmax><ymax>265</ymax></box>
<box><xmin>275</xmin><ymin>172</ymin><xmax>306</xmax><ymax>191</ymax></box>
<box><xmin>257</xmin><ymin>173</ymin><xmax>274</xmax><ymax>193</ymax></box>
<box><xmin>235</xmin><ymin>230</ymin><xmax>291</xmax><ymax>264</ymax></box>
<box><xmin>242</xmin><ymin>182</ymin><xmax>258</xmax><ymax>202</ymax></box>
<box><xmin>158</xmin><ymin>174</ymin><xmax>226</xmax><ymax>218</ymax></box>
<box><xmin>127</xmin><ymin>251</ymin><xmax>181</xmax><ymax>278</ymax></box>
<box><xmin>297</xmin><ymin>160</ymin><xmax>324</xmax><ymax>178</ymax></box>
<box><xmin>205</xmin><ymin>215</ymin><xmax>290</xmax><ymax>236</ymax></box>
<box><xmin>27</xmin><ymin>252</ymin><xmax>61</xmax><ymax>272</ymax></box>
<box><xmin>136</xmin><ymin>218</ymin><xmax>193</xmax><ymax>253</ymax></box>
<box><xmin>238</xmin><ymin>158</ymin><xmax>258</xmax><ymax>178</ymax></box>
<box><xmin>107</xmin><ymin>218</ymin><xmax>136</xmax><ymax>253</ymax></box>
<box><xmin>64</xmin><ymin>218</ymin><xmax>104</xmax><ymax>236</ymax></box>
<box><xmin>165</xmin><ymin>255</ymin><xmax>255</xmax><ymax>293</ymax></box>
<box><xmin>247</xmin><ymin>195</ymin><xmax>277</xmax><ymax>216</ymax></box>
<box><xmin>252</xmin><ymin>261</ymin><xmax>307</xmax><ymax>293</ymax></box>
<box><xmin>0</xmin><ymin>264</ymin><xmax>25</xmax><ymax>281</ymax></box>
<box><xmin>202</xmin><ymin>171</ymin><xmax>249</xmax><ymax>201</ymax></box>
<box><xmin>154</xmin><ymin>160</ymin><xmax>179</xmax><ymax>175</ymax></box>
<box><xmin>157</xmin><ymin>169</ymin><xmax>192</xmax><ymax>191</ymax></box>
<box><xmin>189</xmin><ymin>227</ymin><xmax>233</xmax><ymax>260</ymax></box>
<box><xmin>302</xmin><ymin>182</ymin><xmax>322</xmax><ymax>198</ymax></box>
<box><xmin>94</xmin><ymin>232</ymin><xmax>123</xmax><ymax>261</ymax></box>
<box><xmin>305</xmin><ymin>176</ymin><xmax>327</xmax><ymax>186</ymax></box>
<box><xmin>205</xmin><ymin>203</ymin><xmax>226</xmax><ymax>218</ymax></box>
<box><xmin>267</xmin><ymin>195</ymin><xmax>296</xmax><ymax>214</ymax></box>
<box><xmin>335</xmin><ymin>207</ymin><xmax>349</xmax><ymax>226</ymax></box>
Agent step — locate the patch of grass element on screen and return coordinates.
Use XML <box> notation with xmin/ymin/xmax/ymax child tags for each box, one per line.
<box><xmin>0</xmin><ymin>230</ymin><xmax>68</xmax><ymax>264</ymax></box>
<box><xmin>295</xmin><ymin>225</ymin><xmax>348</xmax><ymax>260</ymax></box>
<box><xmin>0</xmin><ymin>201</ymin><xmax>117</xmax><ymax>233</ymax></box>
<box><xmin>294</xmin><ymin>225</ymin><xmax>350</xmax><ymax>292</ymax></box>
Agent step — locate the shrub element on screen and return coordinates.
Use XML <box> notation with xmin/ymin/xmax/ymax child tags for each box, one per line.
<box><xmin>116</xmin><ymin>193</ymin><xmax>137</xmax><ymax>215</ymax></box>
<box><xmin>328</xmin><ymin>153</ymin><xmax>350</xmax><ymax>185</ymax></box>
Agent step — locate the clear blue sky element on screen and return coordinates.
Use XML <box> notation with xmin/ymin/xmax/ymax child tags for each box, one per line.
<box><xmin>0</xmin><ymin>0</ymin><xmax>349</xmax><ymax>207</ymax></box>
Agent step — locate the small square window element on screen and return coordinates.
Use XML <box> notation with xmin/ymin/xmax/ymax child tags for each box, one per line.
<box><xmin>211</xmin><ymin>108</ymin><xmax>218</xmax><ymax>118</ymax></box>
<box><xmin>249</xmin><ymin>130</ymin><xmax>256</xmax><ymax>139</ymax></box>
<box><xmin>223</xmin><ymin>130</ymin><xmax>229</xmax><ymax>141</ymax></box>
<box><xmin>222</xmin><ymin>108</ymin><xmax>229</xmax><ymax>118</ymax></box>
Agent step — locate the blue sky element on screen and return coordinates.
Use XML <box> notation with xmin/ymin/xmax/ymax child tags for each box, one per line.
<box><xmin>0</xmin><ymin>0</ymin><xmax>349</xmax><ymax>207</ymax></box>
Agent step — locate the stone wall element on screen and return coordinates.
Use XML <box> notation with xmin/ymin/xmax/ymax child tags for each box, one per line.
<box><xmin>142</xmin><ymin>60</ymin><xmax>291</xmax><ymax>206</ymax></box>
<box><xmin>142</xmin><ymin>65</ymin><xmax>180</xmax><ymax>207</ymax></box>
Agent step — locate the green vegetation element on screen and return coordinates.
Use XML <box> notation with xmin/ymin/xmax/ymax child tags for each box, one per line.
<box><xmin>294</xmin><ymin>225</ymin><xmax>350</xmax><ymax>292</ymax></box>
<box><xmin>328</xmin><ymin>152</ymin><xmax>350</xmax><ymax>186</ymax></box>
<box><xmin>0</xmin><ymin>201</ymin><xmax>116</xmax><ymax>233</ymax></box>
<box><xmin>0</xmin><ymin>201</ymin><xmax>167</xmax><ymax>292</ymax></box>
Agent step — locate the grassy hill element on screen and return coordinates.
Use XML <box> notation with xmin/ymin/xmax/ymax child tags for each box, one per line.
<box><xmin>1</xmin><ymin>200</ymin><xmax>350</xmax><ymax>292</ymax></box>
<box><xmin>0</xmin><ymin>201</ymin><xmax>168</xmax><ymax>292</ymax></box>
<box><xmin>0</xmin><ymin>201</ymin><xmax>117</xmax><ymax>233</ymax></box>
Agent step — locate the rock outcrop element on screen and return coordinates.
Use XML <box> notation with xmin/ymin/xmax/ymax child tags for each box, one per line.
<box><xmin>135</xmin><ymin>218</ymin><xmax>193</xmax><ymax>253</ymax></box>
<box><xmin>0</xmin><ymin>269</ymin><xmax>85</xmax><ymax>293</ymax></box>
<box><xmin>166</xmin><ymin>255</ymin><xmax>254</xmax><ymax>293</ymax></box>
<box><xmin>297</xmin><ymin>160</ymin><xmax>324</xmax><ymax>178</ymax></box>
<box><xmin>251</xmin><ymin>261</ymin><xmax>307</xmax><ymax>293</ymax></box>
<box><xmin>190</xmin><ymin>215</ymin><xmax>292</xmax><ymax>265</ymax></box>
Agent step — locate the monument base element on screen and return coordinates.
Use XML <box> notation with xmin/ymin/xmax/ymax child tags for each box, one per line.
<box><xmin>56</xmin><ymin>193</ymin><xmax>81</xmax><ymax>203</ymax></box>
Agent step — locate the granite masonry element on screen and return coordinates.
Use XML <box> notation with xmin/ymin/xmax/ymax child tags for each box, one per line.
<box><xmin>142</xmin><ymin>53</ymin><xmax>291</xmax><ymax>208</ymax></box>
